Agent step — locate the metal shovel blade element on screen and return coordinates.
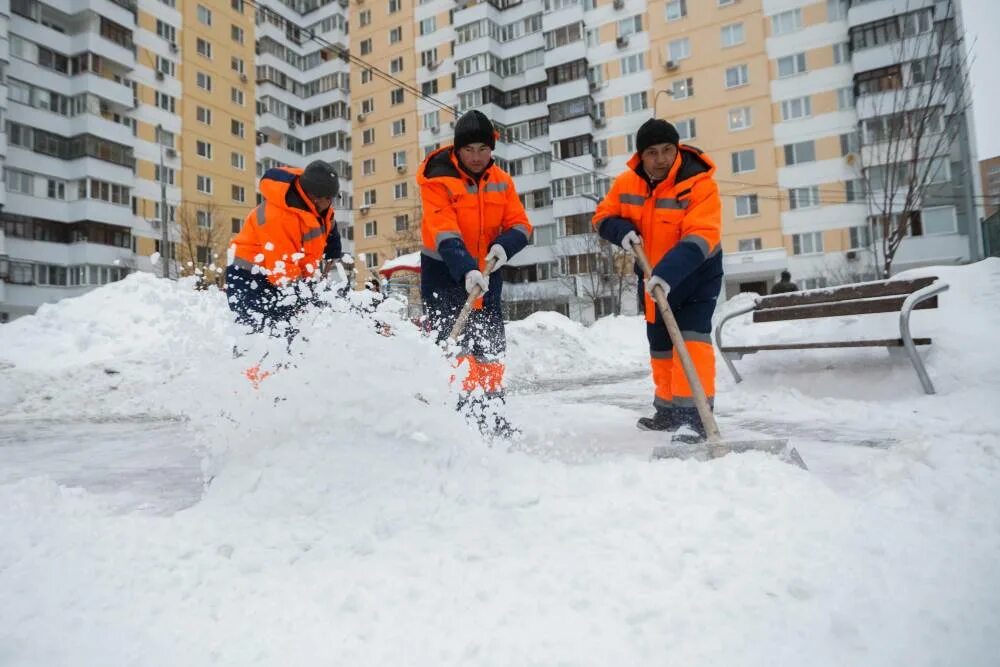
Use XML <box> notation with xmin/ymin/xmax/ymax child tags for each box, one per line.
<box><xmin>651</xmin><ymin>438</ymin><xmax>807</xmax><ymax>470</ymax></box>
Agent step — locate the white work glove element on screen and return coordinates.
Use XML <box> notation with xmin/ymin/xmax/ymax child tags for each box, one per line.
<box><xmin>621</xmin><ymin>230</ymin><xmax>642</xmax><ymax>253</ymax></box>
<box><xmin>485</xmin><ymin>244</ymin><xmax>508</xmax><ymax>270</ymax></box>
<box><xmin>464</xmin><ymin>270</ymin><xmax>489</xmax><ymax>295</ymax></box>
<box><xmin>645</xmin><ymin>275</ymin><xmax>670</xmax><ymax>298</ymax></box>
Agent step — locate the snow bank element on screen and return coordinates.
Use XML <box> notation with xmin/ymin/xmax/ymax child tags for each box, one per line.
<box><xmin>0</xmin><ymin>262</ymin><xmax>998</xmax><ymax>666</ymax></box>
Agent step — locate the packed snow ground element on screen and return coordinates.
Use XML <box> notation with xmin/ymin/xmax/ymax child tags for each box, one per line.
<box><xmin>1</xmin><ymin>260</ymin><xmax>999</xmax><ymax>666</ymax></box>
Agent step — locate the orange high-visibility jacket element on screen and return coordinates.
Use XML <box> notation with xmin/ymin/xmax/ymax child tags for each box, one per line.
<box><xmin>229</xmin><ymin>167</ymin><xmax>336</xmax><ymax>286</ymax></box>
<box><xmin>416</xmin><ymin>147</ymin><xmax>532</xmax><ymax>310</ymax></box>
<box><xmin>593</xmin><ymin>146</ymin><xmax>722</xmax><ymax>321</ymax></box>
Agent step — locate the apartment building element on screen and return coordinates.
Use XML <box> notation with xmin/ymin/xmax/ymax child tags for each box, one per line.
<box><xmin>347</xmin><ymin>0</ymin><xmax>421</xmax><ymax>285</ymax></box>
<box><xmin>0</xmin><ymin>0</ymin><xmax>260</xmax><ymax>321</ymax></box>
<box><xmin>254</xmin><ymin>0</ymin><xmax>353</xmax><ymax>263</ymax></box>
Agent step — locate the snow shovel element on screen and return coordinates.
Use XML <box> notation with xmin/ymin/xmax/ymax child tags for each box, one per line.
<box><xmin>632</xmin><ymin>246</ymin><xmax>806</xmax><ymax>470</ymax></box>
<box><xmin>448</xmin><ymin>257</ymin><xmax>498</xmax><ymax>343</ymax></box>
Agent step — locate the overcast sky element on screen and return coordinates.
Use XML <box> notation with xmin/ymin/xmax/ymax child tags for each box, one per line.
<box><xmin>962</xmin><ymin>0</ymin><xmax>1000</xmax><ymax>160</ymax></box>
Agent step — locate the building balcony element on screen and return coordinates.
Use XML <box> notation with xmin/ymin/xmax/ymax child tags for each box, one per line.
<box><xmin>552</xmin><ymin>196</ymin><xmax>595</xmax><ymax>220</ymax></box>
<box><xmin>851</xmin><ymin>34</ymin><xmax>934</xmax><ymax>75</ymax></box>
<box><xmin>547</xmin><ymin>77</ymin><xmax>590</xmax><ymax>105</ymax></box>
<box><xmin>847</xmin><ymin>0</ymin><xmax>935</xmax><ymax>28</ymax></box>
<box><xmin>723</xmin><ymin>247</ymin><xmax>788</xmax><ymax>278</ymax></box>
<box><xmin>548</xmin><ymin>114</ymin><xmax>595</xmax><ymax>142</ymax></box>
<box><xmin>6</xmin><ymin>236</ymin><xmax>135</xmax><ymax>267</ymax></box>
<box><xmin>4</xmin><ymin>194</ymin><xmax>137</xmax><ymax>228</ymax></box>
<box><xmin>544</xmin><ymin>40</ymin><xmax>587</xmax><ymax>69</ymax></box>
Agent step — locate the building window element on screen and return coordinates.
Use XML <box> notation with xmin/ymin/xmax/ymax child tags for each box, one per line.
<box><xmin>197</xmin><ymin>175</ymin><xmax>213</xmax><ymax>194</ymax></box>
<box><xmin>827</xmin><ymin>0</ymin><xmax>848</xmax><ymax>21</ymax></box>
<box><xmin>197</xmin><ymin>4</ymin><xmax>212</xmax><ymax>26</ymax></box>
<box><xmin>389</xmin><ymin>0</ymin><xmax>401</xmax><ymax>12</ymax></box>
<box><xmin>363</xmin><ymin>189</ymin><xmax>377</xmax><ymax>206</ymax></box>
<box><xmin>676</xmin><ymin>118</ymin><xmax>696</xmax><ymax>141</ymax></box>
<box><xmin>231</xmin><ymin>0</ymin><xmax>244</xmax><ymax>12</ymax></box>
<box><xmin>393</xmin><ymin>151</ymin><xmax>407</xmax><ymax>168</ymax></box>
<box><xmin>784</xmin><ymin>141</ymin><xmax>816</xmax><ymax>166</ymax></box>
<box><xmin>721</xmin><ymin>23</ymin><xmax>744</xmax><ymax>48</ymax></box>
<box><xmin>197</xmin><ymin>106</ymin><xmax>212</xmax><ymax>124</ymax></box>
<box><xmin>232</xmin><ymin>185</ymin><xmax>246</xmax><ymax>202</ymax></box>
<box><xmin>731</xmin><ymin>149</ymin><xmax>756</xmax><ymax>173</ymax></box>
<box><xmin>618</xmin><ymin>15</ymin><xmax>643</xmax><ymax>37</ymax></box>
<box><xmin>771</xmin><ymin>9</ymin><xmax>802</xmax><ymax>36</ymax></box>
<box><xmin>365</xmin><ymin>252</ymin><xmax>379</xmax><ymax>269</ymax></box>
<box><xmin>394</xmin><ymin>182</ymin><xmax>408</xmax><ymax>200</ymax></box>
<box><xmin>196</xmin><ymin>140</ymin><xmax>212</xmax><ymax>159</ymax></box>
<box><xmin>231</xmin><ymin>152</ymin><xmax>245</xmax><ymax>170</ymax></box>
<box><xmin>420</xmin><ymin>17</ymin><xmax>436</xmax><ymax>35</ymax></box>
<box><xmin>389</xmin><ymin>26</ymin><xmax>403</xmax><ymax>44</ymax></box>
<box><xmin>840</xmin><ymin>132</ymin><xmax>861</xmax><ymax>156</ymax></box>
<box><xmin>849</xmin><ymin>225</ymin><xmax>871</xmax><ymax>249</ymax></box>
<box><xmin>196</xmin><ymin>38</ymin><xmax>212</xmax><ymax>59</ymax></box>
<box><xmin>725</xmin><ymin>64</ymin><xmax>749</xmax><ymax>89</ymax></box>
<box><xmin>196</xmin><ymin>210</ymin><xmax>212</xmax><ymax>229</ymax></box>
<box><xmin>735</xmin><ymin>194</ymin><xmax>759</xmax><ymax>217</ymax></box>
<box><xmin>391</xmin><ymin>118</ymin><xmax>406</xmax><ymax>136</ymax></box>
<box><xmin>623</xmin><ymin>91</ymin><xmax>648</xmax><ymax>114</ymax></box>
<box><xmin>394</xmin><ymin>214</ymin><xmax>409</xmax><ymax>232</ymax></box>
<box><xmin>738</xmin><ymin>238</ymin><xmax>762</xmax><ymax>252</ymax></box>
<box><xmin>666</xmin><ymin>0</ymin><xmax>687</xmax><ymax>22</ymax></box>
<box><xmin>789</xmin><ymin>186</ymin><xmax>821</xmax><ymax>210</ymax></box>
<box><xmin>792</xmin><ymin>232</ymin><xmax>824</xmax><ymax>255</ymax></box>
<box><xmin>360</xmin><ymin>68</ymin><xmax>372</xmax><ymax>85</ymax></box>
<box><xmin>364</xmin><ymin>220</ymin><xmax>378</xmax><ymax>238</ymax></box>
<box><xmin>390</xmin><ymin>57</ymin><xmax>403</xmax><ymax>74</ymax></box>
<box><xmin>833</xmin><ymin>43</ymin><xmax>850</xmax><ymax>64</ymax></box>
<box><xmin>837</xmin><ymin>87</ymin><xmax>855</xmax><ymax>110</ymax></box>
<box><xmin>620</xmin><ymin>54</ymin><xmax>645</xmax><ymax>76</ymax></box>
<box><xmin>666</xmin><ymin>79</ymin><xmax>691</xmax><ymax>102</ymax></box>
<box><xmin>845</xmin><ymin>179</ymin><xmax>866</xmax><ymax>203</ymax></box>
<box><xmin>728</xmin><ymin>106</ymin><xmax>752</xmax><ymax>131</ymax></box>
<box><xmin>362</xmin><ymin>159</ymin><xmax>376</xmax><ymax>176</ymax></box>
<box><xmin>231</xmin><ymin>217</ymin><xmax>242</xmax><ymax>234</ymax></box>
<box><xmin>360</xmin><ymin>38</ymin><xmax>372</xmax><ymax>56</ymax></box>
<box><xmin>777</xmin><ymin>53</ymin><xmax>807</xmax><ymax>78</ymax></box>
<box><xmin>667</xmin><ymin>37</ymin><xmax>691</xmax><ymax>62</ymax></box>
<box><xmin>231</xmin><ymin>25</ymin><xmax>244</xmax><ymax>44</ymax></box>
<box><xmin>422</xmin><ymin>79</ymin><xmax>439</xmax><ymax>96</ymax></box>
<box><xmin>390</xmin><ymin>88</ymin><xmax>404</xmax><ymax>105</ymax></box>
<box><xmin>231</xmin><ymin>88</ymin><xmax>245</xmax><ymax>106</ymax></box>
<box><xmin>363</xmin><ymin>128</ymin><xmax>375</xmax><ymax>145</ymax></box>
<box><xmin>155</xmin><ymin>92</ymin><xmax>176</xmax><ymax>113</ymax></box>
<box><xmin>781</xmin><ymin>96</ymin><xmax>812</xmax><ymax>121</ymax></box>
<box><xmin>196</xmin><ymin>72</ymin><xmax>212</xmax><ymax>91</ymax></box>
<box><xmin>231</xmin><ymin>119</ymin><xmax>245</xmax><ymax>138</ymax></box>
<box><xmin>231</xmin><ymin>57</ymin><xmax>245</xmax><ymax>74</ymax></box>
<box><xmin>921</xmin><ymin>206</ymin><xmax>957</xmax><ymax>235</ymax></box>
<box><xmin>359</xmin><ymin>9</ymin><xmax>371</xmax><ymax>26</ymax></box>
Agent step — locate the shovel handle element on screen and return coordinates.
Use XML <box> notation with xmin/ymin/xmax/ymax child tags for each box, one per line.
<box><xmin>448</xmin><ymin>258</ymin><xmax>497</xmax><ymax>343</ymax></box>
<box><xmin>633</xmin><ymin>246</ymin><xmax>722</xmax><ymax>445</ymax></box>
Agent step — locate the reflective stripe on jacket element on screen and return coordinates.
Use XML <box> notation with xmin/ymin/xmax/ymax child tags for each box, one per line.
<box><xmin>229</xmin><ymin>167</ymin><xmax>337</xmax><ymax>286</ymax></box>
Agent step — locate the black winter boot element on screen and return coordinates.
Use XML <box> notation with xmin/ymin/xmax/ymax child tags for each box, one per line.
<box><xmin>636</xmin><ymin>407</ymin><xmax>677</xmax><ymax>431</ymax></box>
<box><xmin>669</xmin><ymin>407</ymin><xmax>709</xmax><ymax>443</ymax></box>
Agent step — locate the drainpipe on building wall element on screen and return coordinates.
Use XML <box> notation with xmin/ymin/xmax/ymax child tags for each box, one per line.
<box><xmin>157</xmin><ymin>124</ymin><xmax>170</xmax><ymax>279</ymax></box>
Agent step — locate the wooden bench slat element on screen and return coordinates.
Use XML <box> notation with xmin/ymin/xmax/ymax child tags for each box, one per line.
<box><xmin>752</xmin><ymin>295</ymin><xmax>938</xmax><ymax>323</ymax></box>
<box><xmin>757</xmin><ymin>276</ymin><xmax>937</xmax><ymax>309</ymax></box>
<box><xmin>721</xmin><ymin>338</ymin><xmax>932</xmax><ymax>353</ymax></box>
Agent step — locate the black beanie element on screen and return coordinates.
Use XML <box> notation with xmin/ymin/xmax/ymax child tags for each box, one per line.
<box><xmin>299</xmin><ymin>160</ymin><xmax>340</xmax><ymax>199</ymax></box>
<box><xmin>636</xmin><ymin>119</ymin><xmax>680</xmax><ymax>154</ymax></box>
<box><xmin>453</xmin><ymin>110</ymin><xmax>496</xmax><ymax>150</ymax></box>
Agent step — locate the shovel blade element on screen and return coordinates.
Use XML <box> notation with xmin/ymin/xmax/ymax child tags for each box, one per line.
<box><xmin>651</xmin><ymin>438</ymin><xmax>807</xmax><ymax>470</ymax></box>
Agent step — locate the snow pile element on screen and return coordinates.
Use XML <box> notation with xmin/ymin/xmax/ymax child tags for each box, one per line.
<box><xmin>0</xmin><ymin>261</ymin><xmax>998</xmax><ymax>666</ymax></box>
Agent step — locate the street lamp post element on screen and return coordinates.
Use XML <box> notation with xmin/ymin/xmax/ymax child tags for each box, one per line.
<box><xmin>156</xmin><ymin>124</ymin><xmax>170</xmax><ymax>279</ymax></box>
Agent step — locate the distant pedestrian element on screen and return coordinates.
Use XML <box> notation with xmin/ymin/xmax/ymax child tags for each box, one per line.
<box><xmin>770</xmin><ymin>271</ymin><xmax>799</xmax><ymax>295</ymax></box>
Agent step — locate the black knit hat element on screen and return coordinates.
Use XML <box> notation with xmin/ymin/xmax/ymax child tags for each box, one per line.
<box><xmin>453</xmin><ymin>110</ymin><xmax>496</xmax><ymax>150</ymax></box>
<box><xmin>299</xmin><ymin>160</ymin><xmax>340</xmax><ymax>199</ymax></box>
<box><xmin>636</xmin><ymin>119</ymin><xmax>680</xmax><ymax>154</ymax></box>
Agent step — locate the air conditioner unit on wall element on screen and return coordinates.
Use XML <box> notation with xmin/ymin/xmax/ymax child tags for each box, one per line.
<box><xmin>360</xmin><ymin>206</ymin><xmax>370</xmax><ymax>215</ymax></box>
<box><xmin>428</xmin><ymin>61</ymin><xmax>439</xmax><ymax>71</ymax></box>
<box><xmin>616</xmin><ymin>36</ymin><xmax>629</xmax><ymax>48</ymax></box>
<box><xmin>593</xmin><ymin>117</ymin><xmax>606</xmax><ymax>128</ymax></box>
<box><xmin>396</xmin><ymin>165</ymin><xmax>407</xmax><ymax>174</ymax></box>
<box><xmin>288</xmin><ymin>120</ymin><xmax>297</xmax><ymax>129</ymax></box>
<box><xmin>357</xmin><ymin>112</ymin><xmax>367</xmax><ymax>122</ymax></box>
<box><xmin>665</xmin><ymin>59</ymin><xmax>679</xmax><ymax>71</ymax></box>
<box><xmin>613</xmin><ymin>0</ymin><xmax>624</xmax><ymax>9</ymax></box>
<box><xmin>169</xmin><ymin>41</ymin><xmax>178</xmax><ymax>53</ymax></box>
<box><xmin>846</xmin><ymin>250</ymin><xmax>858</xmax><ymax>261</ymax></box>
<box><xmin>240</xmin><ymin>73</ymin><xmax>248</xmax><ymax>83</ymax></box>
<box><xmin>165</xmin><ymin>148</ymin><xmax>177</xmax><ymax>158</ymax></box>
<box><xmin>594</xmin><ymin>156</ymin><xmax>607</xmax><ymax>167</ymax></box>
<box><xmin>430</xmin><ymin>125</ymin><xmax>440</xmax><ymax>134</ymax></box>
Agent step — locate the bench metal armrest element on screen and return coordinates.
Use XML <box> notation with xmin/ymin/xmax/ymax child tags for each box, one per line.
<box><xmin>714</xmin><ymin>300</ymin><xmax>758</xmax><ymax>384</ymax></box>
<box><xmin>900</xmin><ymin>281</ymin><xmax>949</xmax><ymax>395</ymax></box>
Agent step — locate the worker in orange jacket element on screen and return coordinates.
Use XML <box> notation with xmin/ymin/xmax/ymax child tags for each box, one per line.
<box><xmin>226</xmin><ymin>161</ymin><xmax>342</xmax><ymax>335</ymax></box>
<box><xmin>593</xmin><ymin>119</ymin><xmax>724</xmax><ymax>440</ymax></box>
<box><xmin>416</xmin><ymin>110</ymin><xmax>533</xmax><ymax>437</ymax></box>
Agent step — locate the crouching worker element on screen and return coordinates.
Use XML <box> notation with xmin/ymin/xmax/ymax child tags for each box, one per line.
<box><xmin>226</xmin><ymin>160</ymin><xmax>343</xmax><ymax>337</ymax></box>
<box><xmin>593</xmin><ymin>119</ymin><xmax>724</xmax><ymax>441</ymax></box>
<box><xmin>416</xmin><ymin>110</ymin><xmax>533</xmax><ymax>438</ymax></box>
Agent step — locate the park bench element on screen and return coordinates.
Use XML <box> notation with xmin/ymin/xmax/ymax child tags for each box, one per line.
<box><xmin>714</xmin><ymin>276</ymin><xmax>949</xmax><ymax>395</ymax></box>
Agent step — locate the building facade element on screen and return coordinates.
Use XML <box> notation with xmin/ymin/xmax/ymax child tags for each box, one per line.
<box><xmin>981</xmin><ymin>155</ymin><xmax>1000</xmax><ymax>219</ymax></box>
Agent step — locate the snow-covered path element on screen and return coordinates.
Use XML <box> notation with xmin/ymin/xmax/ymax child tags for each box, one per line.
<box><xmin>1</xmin><ymin>262</ymin><xmax>999</xmax><ymax>666</ymax></box>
